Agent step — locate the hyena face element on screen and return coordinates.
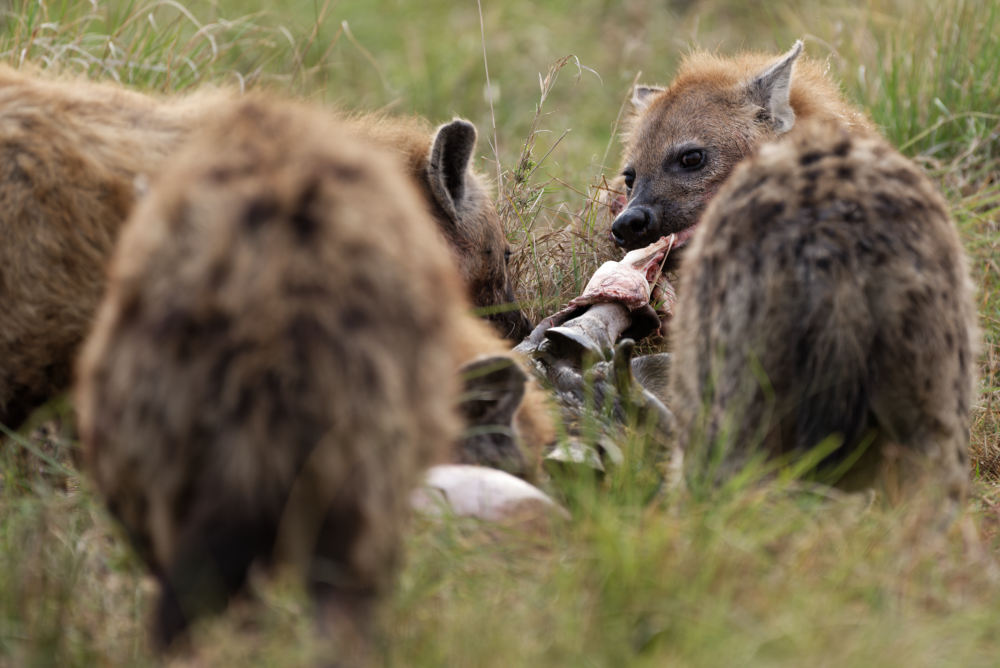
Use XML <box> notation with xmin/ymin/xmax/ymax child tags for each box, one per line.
<box><xmin>426</xmin><ymin>120</ymin><xmax>533</xmax><ymax>342</ymax></box>
<box><xmin>611</xmin><ymin>42</ymin><xmax>803</xmax><ymax>252</ymax></box>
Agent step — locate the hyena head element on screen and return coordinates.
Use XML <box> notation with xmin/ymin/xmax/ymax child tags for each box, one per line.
<box><xmin>611</xmin><ymin>41</ymin><xmax>804</xmax><ymax>252</ymax></box>
<box><xmin>426</xmin><ymin>120</ymin><xmax>533</xmax><ymax>342</ymax></box>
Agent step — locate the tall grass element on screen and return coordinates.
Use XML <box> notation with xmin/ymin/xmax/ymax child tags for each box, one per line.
<box><xmin>0</xmin><ymin>0</ymin><xmax>998</xmax><ymax>665</ymax></box>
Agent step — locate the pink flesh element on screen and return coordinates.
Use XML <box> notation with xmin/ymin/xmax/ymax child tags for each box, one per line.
<box><xmin>570</xmin><ymin>235</ymin><xmax>676</xmax><ymax>310</ymax></box>
<box><xmin>672</xmin><ymin>222</ymin><xmax>698</xmax><ymax>248</ymax></box>
<box><xmin>618</xmin><ymin>234</ymin><xmax>675</xmax><ymax>282</ymax></box>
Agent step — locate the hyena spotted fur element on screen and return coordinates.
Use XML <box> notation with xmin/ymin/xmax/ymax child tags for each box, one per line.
<box><xmin>75</xmin><ymin>97</ymin><xmax>470</xmax><ymax>654</ymax></box>
<box><xmin>0</xmin><ymin>68</ymin><xmax>527</xmax><ymax>430</ymax></box>
<box><xmin>667</xmin><ymin>111</ymin><xmax>976</xmax><ymax>498</ymax></box>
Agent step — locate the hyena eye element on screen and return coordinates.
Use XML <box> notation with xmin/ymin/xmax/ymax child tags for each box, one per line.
<box><xmin>679</xmin><ymin>149</ymin><xmax>705</xmax><ymax>170</ymax></box>
<box><xmin>622</xmin><ymin>167</ymin><xmax>636</xmax><ymax>192</ymax></box>
<box><xmin>503</xmin><ymin>248</ymin><xmax>512</xmax><ymax>264</ymax></box>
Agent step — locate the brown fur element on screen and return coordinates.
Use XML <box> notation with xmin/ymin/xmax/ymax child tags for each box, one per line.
<box><xmin>0</xmin><ymin>65</ymin><xmax>231</xmax><ymax>429</ymax></box>
<box><xmin>669</xmin><ymin>118</ymin><xmax>977</xmax><ymax>500</ymax></box>
<box><xmin>0</xmin><ymin>69</ymin><xmax>527</xmax><ymax>430</ymax></box>
<box><xmin>75</xmin><ymin>97</ymin><xmax>468</xmax><ymax>653</ymax></box>
<box><xmin>346</xmin><ymin>114</ymin><xmax>532</xmax><ymax>341</ymax></box>
<box><xmin>611</xmin><ymin>42</ymin><xmax>875</xmax><ymax>251</ymax></box>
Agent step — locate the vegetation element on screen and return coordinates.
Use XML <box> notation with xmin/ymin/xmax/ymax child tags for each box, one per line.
<box><xmin>0</xmin><ymin>0</ymin><xmax>997</xmax><ymax>664</ymax></box>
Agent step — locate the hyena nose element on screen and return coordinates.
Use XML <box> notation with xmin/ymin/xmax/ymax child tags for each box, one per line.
<box><xmin>611</xmin><ymin>207</ymin><xmax>652</xmax><ymax>248</ymax></box>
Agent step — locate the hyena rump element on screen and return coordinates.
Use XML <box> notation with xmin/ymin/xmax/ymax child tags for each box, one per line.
<box><xmin>75</xmin><ymin>97</ymin><xmax>468</xmax><ymax>652</ymax></box>
<box><xmin>669</xmin><ymin>118</ymin><xmax>977</xmax><ymax>499</ymax></box>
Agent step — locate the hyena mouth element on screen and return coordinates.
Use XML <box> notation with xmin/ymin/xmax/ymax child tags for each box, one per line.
<box><xmin>657</xmin><ymin>223</ymin><xmax>699</xmax><ymax>271</ymax></box>
<box><xmin>671</xmin><ymin>222</ymin><xmax>699</xmax><ymax>249</ymax></box>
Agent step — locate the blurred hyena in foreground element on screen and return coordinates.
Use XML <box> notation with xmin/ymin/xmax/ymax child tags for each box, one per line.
<box><xmin>620</xmin><ymin>42</ymin><xmax>978</xmax><ymax>498</ymax></box>
<box><xmin>76</xmin><ymin>97</ymin><xmax>470</xmax><ymax>656</ymax></box>
<box><xmin>0</xmin><ymin>68</ymin><xmax>527</xmax><ymax>432</ymax></box>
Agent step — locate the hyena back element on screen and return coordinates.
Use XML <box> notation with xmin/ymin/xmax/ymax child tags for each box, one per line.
<box><xmin>0</xmin><ymin>67</ymin><xmax>526</xmax><ymax>431</ymax></box>
<box><xmin>669</xmin><ymin>119</ymin><xmax>977</xmax><ymax>499</ymax></box>
<box><xmin>0</xmin><ymin>65</ymin><xmax>230</xmax><ymax>429</ymax></box>
<box><xmin>75</xmin><ymin>97</ymin><xmax>467</xmax><ymax>652</ymax></box>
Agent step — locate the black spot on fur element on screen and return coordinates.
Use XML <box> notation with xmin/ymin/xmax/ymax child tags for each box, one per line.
<box><xmin>117</xmin><ymin>292</ymin><xmax>143</xmax><ymax>325</ymax></box>
<box><xmin>799</xmin><ymin>151</ymin><xmax>824</xmax><ymax>166</ymax></box>
<box><xmin>732</xmin><ymin>176</ymin><xmax>768</xmax><ymax>200</ymax></box>
<box><xmin>207</xmin><ymin>165</ymin><xmax>252</xmax><ymax>183</ymax></box>
<box><xmin>283</xmin><ymin>279</ymin><xmax>330</xmax><ymax>300</ymax></box>
<box><xmin>328</xmin><ymin>162</ymin><xmax>363</xmax><ymax>182</ymax></box>
<box><xmin>208</xmin><ymin>262</ymin><xmax>230</xmax><ymax>290</ymax></box>
<box><xmin>243</xmin><ymin>197</ymin><xmax>280</xmax><ymax>232</ymax></box>
<box><xmin>748</xmin><ymin>200</ymin><xmax>786</xmax><ymax>227</ymax></box>
<box><xmin>291</xmin><ymin>194</ymin><xmax>319</xmax><ymax>243</ymax></box>
<box><xmin>833</xmin><ymin>140</ymin><xmax>851</xmax><ymax>157</ymax></box>
<box><xmin>890</xmin><ymin>169</ymin><xmax>919</xmax><ymax>186</ymax></box>
<box><xmin>154</xmin><ymin>310</ymin><xmax>232</xmax><ymax>362</ymax></box>
<box><xmin>836</xmin><ymin>165</ymin><xmax>854</xmax><ymax>180</ymax></box>
<box><xmin>800</xmin><ymin>186</ymin><xmax>816</xmax><ymax>206</ymax></box>
<box><xmin>339</xmin><ymin>307</ymin><xmax>370</xmax><ymax>331</ymax></box>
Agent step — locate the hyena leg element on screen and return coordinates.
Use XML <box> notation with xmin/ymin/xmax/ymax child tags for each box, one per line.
<box><xmin>876</xmin><ymin>430</ymin><xmax>969</xmax><ymax>508</ymax></box>
<box><xmin>304</xmin><ymin>501</ymin><xmax>390</xmax><ymax>664</ymax></box>
<box><xmin>870</xmin><ymin>357</ymin><xmax>970</xmax><ymax>506</ymax></box>
<box><xmin>153</xmin><ymin>514</ymin><xmax>276</xmax><ymax>651</ymax></box>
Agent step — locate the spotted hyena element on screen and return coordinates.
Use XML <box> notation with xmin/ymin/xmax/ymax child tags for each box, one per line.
<box><xmin>347</xmin><ymin>115</ymin><xmax>532</xmax><ymax>342</ymax></box>
<box><xmin>610</xmin><ymin>41</ymin><xmax>874</xmax><ymax>255</ymax></box>
<box><xmin>75</xmin><ymin>97</ymin><xmax>470</xmax><ymax>654</ymax></box>
<box><xmin>0</xmin><ymin>67</ymin><xmax>526</xmax><ymax>430</ymax></box>
<box><xmin>668</xmin><ymin>118</ymin><xmax>977</xmax><ymax>500</ymax></box>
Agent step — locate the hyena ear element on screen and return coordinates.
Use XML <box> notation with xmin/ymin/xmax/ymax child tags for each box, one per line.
<box><xmin>456</xmin><ymin>355</ymin><xmax>528</xmax><ymax>474</ymax></box>
<box><xmin>746</xmin><ymin>40</ymin><xmax>803</xmax><ymax>134</ymax></box>
<box><xmin>427</xmin><ymin>119</ymin><xmax>477</xmax><ymax>223</ymax></box>
<box><xmin>458</xmin><ymin>355</ymin><xmax>527</xmax><ymax>430</ymax></box>
<box><xmin>631</xmin><ymin>85</ymin><xmax>664</xmax><ymax>112</ymax></box>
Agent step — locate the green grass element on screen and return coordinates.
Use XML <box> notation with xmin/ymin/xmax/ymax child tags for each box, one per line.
<box><xmin>0</xmin><ymin>0</ymin><xmax>998</xmax><ymax>665</ymax></box>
